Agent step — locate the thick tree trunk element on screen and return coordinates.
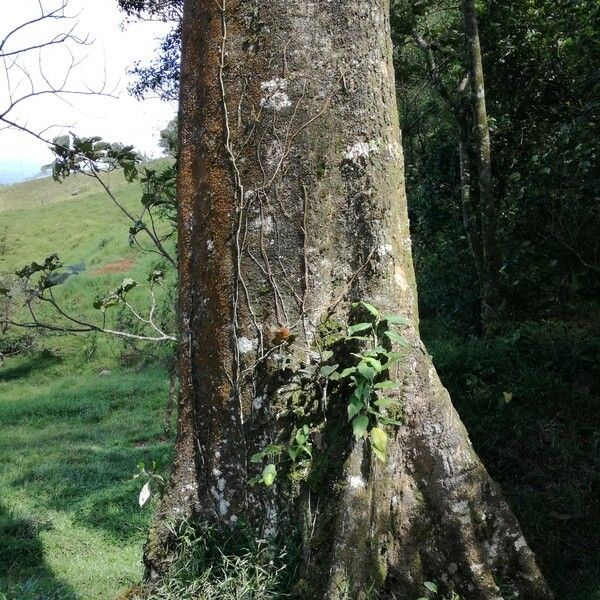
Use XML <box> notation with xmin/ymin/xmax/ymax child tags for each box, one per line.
<box><xmin>462</xmin><ymin>0</ymin><xmax>502</xmax><ymax>326</ymax></box>
<box><xmin>145</xmin><ymin>1</ymin><xmax>552</xmax><ymax>598</ymax></box>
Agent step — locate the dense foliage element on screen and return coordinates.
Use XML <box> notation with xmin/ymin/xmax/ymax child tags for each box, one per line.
<box><xmin>392</xmin><ymin>1</ymin><xmax>600</xmax><ymax>596</ymax></box>
<box><xmin>394</xmin><ymin>0</ymin><xmax>600</xmax><ymax>325</ymax></box>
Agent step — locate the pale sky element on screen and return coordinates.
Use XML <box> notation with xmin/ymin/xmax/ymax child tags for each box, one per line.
<box><xmin>0</xmin><ymin>0</ymin><xmax>178</xmax><ymax>165</ymax></box>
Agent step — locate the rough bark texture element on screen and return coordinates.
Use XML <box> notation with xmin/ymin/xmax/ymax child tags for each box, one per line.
<box><xmin>462</xmin><ymin>0</ymin><xmax>501</xmax><ymax>325</ymax></box>
<box><xmin>145</xmin><ymin>1</ymin><xmax>552</xmax><ymax>598</ymax></box>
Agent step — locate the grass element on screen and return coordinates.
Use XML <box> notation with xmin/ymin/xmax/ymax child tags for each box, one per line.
<box><xmin>0</xmin><ymin>168</ymin><xmax>175</xmax><ymax>599</ymax></box>
<box><xmin>0</xmin><ymin>354</ymin><xmax>172</xmax><ymax>599</ymax></box>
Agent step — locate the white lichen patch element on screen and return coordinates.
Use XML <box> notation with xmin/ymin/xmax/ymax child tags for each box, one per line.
<box><xmin>237</xmin><ymin>336</ymin><xmax>256</xmax><ymax>354</ymax></box>
<box><xmin>514</xmin><ymin>535</ymin><xmax>527</xmax><ymax>551</ymax></box>
<box><xmin>348</xmin><ymin>475</ymin><xmax>366</xmax><ymax>489</ymax></box>
<box><xmin>260</xmin><ymin>77</ymin><xmax>292</xmax><ymax>111</ymax></box>
<box><xmin>378</xmin><ymin>243</ymin><xmax>393</xmax><ymax>257</ymax></box>
<box><xmin>252</xmin><ymin>395</ymin><xmax>263</xmax><ymax>410</ymax></box>
<box><xmin>206</xmin><ymin>239</ymin><xmax>214</xmax><ymax>251</ymax></box>
<box><xmin>387</xmin><ymin>141</ymin><xmax>401</xmax><ymax>160</ymax></box>
<box><xmin>343</xmin><ymin>139</ymin><xmax>379</xmax><ymax>163</ymax></box>
<box><xmin>452</xmin><ymin>500</ymin><xmax>469</xmax><ymax>514</ymax></box>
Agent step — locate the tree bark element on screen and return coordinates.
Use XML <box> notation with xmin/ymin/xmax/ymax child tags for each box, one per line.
<box><xmin>145</xmin><ymin>1</ymin><xmax>552</xmax><ymax>598</ymax></box>
<box><xmin>462</xmin><ymin>0</ymin><xmax>502</xmax><ymax>325</ymax></box>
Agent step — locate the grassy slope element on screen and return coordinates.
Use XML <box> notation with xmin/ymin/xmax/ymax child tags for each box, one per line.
<box><xmin>0</xmin><ymin>170</ymin><xmax>173</xmax><ymax>599</ymax></box>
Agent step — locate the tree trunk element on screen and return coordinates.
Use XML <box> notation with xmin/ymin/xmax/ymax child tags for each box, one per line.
<box><xmin>145</xmin><ymin>1</ymin><xmax>552</xmax><ymax>598</ymax></box>
<box><xmin>462</xmin><ymin>0</ymin><xmax>502</xmax><ymax>326</ymax></box>
<box><xmin>458</xmin><ymin>112</ymin><xmax>485</xmax><ymax>329</ymax></box>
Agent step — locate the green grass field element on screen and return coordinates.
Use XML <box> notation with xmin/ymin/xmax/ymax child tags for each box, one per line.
<box><xmin>0</xmin><ymin>169</ymin><xmax>174</xmax><ymax>599</ymax></box>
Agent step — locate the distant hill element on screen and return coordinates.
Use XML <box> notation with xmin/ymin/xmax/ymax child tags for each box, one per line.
<box><xmin>0</xmin><ymin>160</ymin><xmax>48</xmax><ymax>185</ymax></box>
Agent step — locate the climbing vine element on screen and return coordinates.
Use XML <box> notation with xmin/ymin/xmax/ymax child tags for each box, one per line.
<box><xmin>249</xmin><ymin>301</ymin><xmax>408</xmax><ymax>486</ymax></box>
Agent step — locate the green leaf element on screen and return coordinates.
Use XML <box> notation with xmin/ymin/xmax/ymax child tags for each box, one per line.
<box><xmin>355</xmin><ymin>301</ymin><xmax>379</xmax><ymax>318</ymax></box>
<box><xmin>383</xmin><ymin>352</ymin><xmax>403</xmax><ymax>368</ymax></box>
<box><xmin>370</xmin><ymin>427</ymin><xmax>387</xmax><ymax>462</ymax></box>
<box><xmin>424</xmin><ymin>581</ymin><xmax>438</xmax><ymax>593</ymax></box>
<box><xmin>347</xmin><ymin>396</ymin><xmax>363</xmax><ymax>421</ymax></box>
<box><xmin>347</xmin><ymin>322</ymin><xmax>372</xmax><ymax>336</ymax></box>
<box><xmin>374</xmin><ymin>380</ymin><xmax>397</xmax><ymax>390</ymax></box>
<box><xmin>373</xmin><ymin>396</ymin><xmax>398</xmax><ymax>408</ymax></box>
<box><xmin>352</xmin><ymin>415</ymin><xmax>369</xmax><ymax>440</ymax></box>
<box><xmin>339</xmin><ymin>366</ymin><xmax>357</xmax><ymax>378</ymax></box>
<box><xmin>295</xmin><ymin>426</ymin><xmax>309</xmax><ymax>445</ymax></box>
<box><xmin>248</xmin><ymin>475</ymin><xmax>262</xmax><ymax>487</ymax></box>
<box><xmin>250</xmin><ymin>452</ymin><xmax>264</xmax><ymax>463</ymax></box>
<box><xmin>357</xmin><ymin>362</ymin><xmax>376</xmax><ymax>381</ymax></box>
<box><xmin>321</xmin><ymin>350</ymin><xmax>334</xmax><ymax>361</ymax></box>
<box><xmin>384</xmin><ymin>314</ymin><xmax>408</xmax><ymax>325</ymax></box>
<box><xmin>301</xmin><ymin>444</ymin><xmax>313</xmax><ymax>459</ymax></box>
<box><xmin>384</xmin><ymin>330</ymin><xmax>409</xmax><ymax>346</ymax></box>
<box><xmin>250</xmin><ymin>444</ymin><xmax>281</xmax><ymax>463</ymax></box>
<box><xmin>363</xmin><ymin>357</ymin><xmax>383</xmax><ymax>372</ymax></box>
<box><xmin>320</xmin><ymin>364</ymin><xmax>339</xmax><ymax>378</ymax></box>
<box><xmin>262</xmin><ymin>464</ymin><xmax>277</xmax><ymax>486</ymax></box>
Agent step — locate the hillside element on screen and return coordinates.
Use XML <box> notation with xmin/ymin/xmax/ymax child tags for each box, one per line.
<box><xmin>0</xmin><ymin>167</ymin><xmax>175</xmax><ymax>600</ymax></box>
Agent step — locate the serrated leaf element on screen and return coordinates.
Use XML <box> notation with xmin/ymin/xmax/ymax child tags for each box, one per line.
<box><xmin>247</xmin><ymin>475</ymin><xmax>262</xmax><ymax>487</ymax></box>
<box><xmin>373</xmin><ymin>396</ymin><xmax>398</xmax><ymax>408</ymax></box>
<box><xmin>383</xmin><ymin>352</ymin><xmax>403</xmax><ymax>368</ymax></box>
<box><xmin>347</xmin><ymin>322</ymin><xmax>372</xmax><ymax>336</ymax></box>
<box><xmin>352</xmin><ymin>415</ymin><xmax>369</xmax><ymax>440</ymax></box>
<box><xmin>295</xmin><ymin>426</ymin><xmax>309</xmax><ymax>445</ymax></box>
<box><xmin>262</xmin><ymin>463</ymin><xmax>277</xmax><ymax>486</ymax></box>
<box><xmin>250</xmin><ymin>452</ymin><xmax>264</xmax><ymax>463</ymax></box>
<box><xmin>370</xmin><ymin>427</ymin><xmax>387</xmax><ymax>462</ymax></box>
<box><xmin>139</xmin><ymin>481</ymin><xmax>151</xmax><ymax>507</ymax></box>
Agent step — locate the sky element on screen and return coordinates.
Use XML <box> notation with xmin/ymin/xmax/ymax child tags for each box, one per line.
<box><xmin>0</xmin><ymin>0</ymin><xmax>177</xmax><ymax>169</ymax></box>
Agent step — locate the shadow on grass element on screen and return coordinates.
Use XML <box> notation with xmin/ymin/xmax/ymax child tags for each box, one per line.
<box><xmin>10</xmin><ymin>443</ymin><xmax>172</xmax><ymax>541</ymax></box>
<box><xmin>0</xmin><ymin>503</ymin><xmax>79</xmax><ymax>600</ymax></box>
<box><xmin>0</xmin><ymin>353</ymin><xmax>58</xmax><ymax>383</ymax></box>
<box><xmin>1</xmin><ymin>370</ymin><xmax>172</xmax><ymax>542</ymax></box>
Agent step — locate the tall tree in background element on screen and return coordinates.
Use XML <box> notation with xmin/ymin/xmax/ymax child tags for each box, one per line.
<box><xmin>144</xmin><ymin>1</ymin><xmax>552</xmax><ymax>598</ymax></box>
<box><xmin>461</xmin><ymin>0</ymin><xmax>500</xmax><ymax>324</ymax></box>
<box><xmin>404</xmin><ymin>0</ymin><xmax>500</xmax><ymax>329</ymax></box>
